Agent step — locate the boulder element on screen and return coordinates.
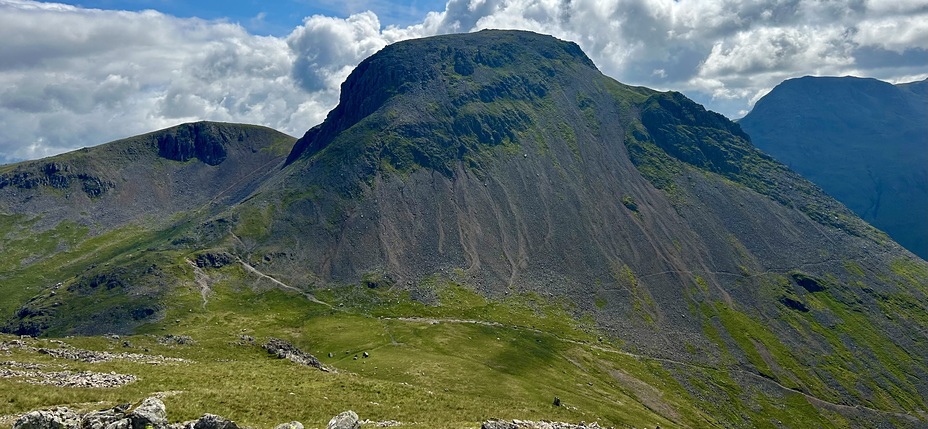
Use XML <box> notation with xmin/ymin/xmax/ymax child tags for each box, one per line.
<box><xmin>273</xmin><ymin>422</ymin><xmax>304</xmax><ymax>429</ymax></box>
<box><xmin>13</xmin><ymin>408</ymin><xmax>80</xmax><ymax>429</ymax></box>
<box><xmin>129</xmin><ymin>397</ymin><xmax>167</xmax><ymax>429</ymax></box>
<box><xmin>82</xmin><ymin>404</ymin><xmax>129</xmax><ymax>429</ymax></box>
<box><xmin>192</xmin><ymin>414</ymin><xmax>239</xmax><ymax>429</ymax></box>
<box><xmin>326</xmin><ymin>411</ymin><xmax>359</xmax><ymax>429</ymax></box>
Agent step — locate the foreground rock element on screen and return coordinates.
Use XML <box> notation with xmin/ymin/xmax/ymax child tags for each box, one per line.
<box><xmin>187</xmin><ymin>414</ymin><xmax>239</xmax><ymax>429</ymax></box>
<box><xmin>326</xmin><ymin>411</ymin><xmax>359</xmax><ymax>429</ymax></box>
<box><xmin>13</xmin><ymin>408</ymin><xmax>80</xmax><ymax>429</ymax></box>
<box><xmin>12</xmin><ymin>398</ymin><xmax>360</xmax><ymax>429</ymax></box>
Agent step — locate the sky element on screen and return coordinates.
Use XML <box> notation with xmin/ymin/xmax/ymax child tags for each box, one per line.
<box><xmin>1</xmin><ymin>0</ymin><xmax>926</xmax><ymax>164</ymax></box>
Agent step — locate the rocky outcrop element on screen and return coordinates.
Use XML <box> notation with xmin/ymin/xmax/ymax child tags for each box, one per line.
<box><xmin>156</xmin><ymin>122</ymin><xmax>229</xmax><ymax>166</ymax></box>
<box><xmin>0</xmin><ymin>163</ymin><xmax>113</xmax><ymax>198</ymax></box>
<box><xmin>326</xmin><ymin>411</ymin><xmax>359</xmax><ymax>429</ymax></box>
<box><xmin>194</xmin><ymin>253</ymin><xmax>234</xmax><ymax>269</ymax></box>
<box><xmin>262</xmin><ymin>338</ymin><xmax>328</xmax><ymax>372</ymax></box>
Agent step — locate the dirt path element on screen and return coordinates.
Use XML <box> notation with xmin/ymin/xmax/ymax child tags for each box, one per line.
<box><xmin>235</xmin><ymin>257</ymin><xmax>332</xmax><ymax>308</ymax></box>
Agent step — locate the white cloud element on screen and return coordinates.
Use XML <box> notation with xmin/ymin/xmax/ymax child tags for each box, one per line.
<box><xmin>0</xmin><ymin>1</ymin><xmax>319</xmax><ymax>163</ymax></box>
<box><xmin>1</xmin><ymin>0</ymin><xmax>926</xmax><ymax>163</ymax></box>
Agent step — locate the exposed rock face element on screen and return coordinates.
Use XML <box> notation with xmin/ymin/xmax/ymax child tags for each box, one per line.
<box><xmin>157</xmin><ymin>122</ymin><xmax>229</xmax><ymax>166</ymax></box>
<box><xmin>273</xmin><ymin>422</ymin><xmax>303</xmax><ymax>429</ymax></box>
<box><xmin>325</xmin><ymin>411</ymin><xmax>359</xmax><ymax>429</ymax></box>
<box><xmin>0</xmin><ymin>162</ymin><xmax>113</xmax><ymax>198</ymax></box>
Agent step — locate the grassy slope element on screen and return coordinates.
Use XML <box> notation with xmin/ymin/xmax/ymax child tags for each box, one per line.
<box><xmin>2</xmin><ymin>269</ymin><xmax>849</xmax><ymax>429</ymax></box>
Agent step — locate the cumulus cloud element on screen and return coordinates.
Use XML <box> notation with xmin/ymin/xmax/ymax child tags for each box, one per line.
<box><xmin>0</xmin><ymin>0</ymin><xmax>317</xmax><ymax>163</ymax></box>
<box><xmin>1</xmin><ymin>0</ymin><xmax>926</xmax><ymax>164</ymax></box>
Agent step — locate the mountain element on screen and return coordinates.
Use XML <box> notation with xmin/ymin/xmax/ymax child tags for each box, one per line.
<box><xmin>739</xmin><ymin>76</ymin><xmax>928</xmax><ymax>259</ymax></box>
<box><xmin>0</xmin><ymin>121</ymin><xmax>295</xmax><ymax>233</ymax></box>
<box><xmin>0</xmin><ymin>121</ymin><xmax>295</xmax><ymax>333</ymax></box>
<box><xmin>3</xmin><ymin>30</ymin><xmax>928</xmax><ymax>428</ymax></box>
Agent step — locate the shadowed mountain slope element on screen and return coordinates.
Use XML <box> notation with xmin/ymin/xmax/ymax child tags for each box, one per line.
<box><xmin>3</xmin><ymin>31</ymin><xmax>928</xmax><ymax>428</ymax></box>
<box><xmin>739</xmin><ymin>76</ymin><xmax>928</xmax><ymax>259</ymax></box>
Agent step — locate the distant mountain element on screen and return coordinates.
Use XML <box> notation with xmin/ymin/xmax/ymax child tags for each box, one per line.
<box><xmin>739</xmin><ymin>76</ymin><xmax>928</xmax><ymax>259</ymax></box>
<box><xmin>0</xmin><ymin>121</ymin><xmax>295</xmax><ymax>333</ymax></box>
<box><xmin>0</xmin><ymin>121</ymin><xmax>295</xmax><ymax>233</ymax></box>
<box><xmin>3</xmin><ymin>31</ymin><xmax>928</xmax><ymax>428</ymax></box>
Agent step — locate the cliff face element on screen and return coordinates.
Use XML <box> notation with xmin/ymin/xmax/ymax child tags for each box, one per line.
<box><xmin>740</xmin><ymin>76</ymin><xmax>928</xmax><ymax>259</ymax></box>
<box><xmin>156</xmin><ymin>122</ymin><xmax>230</xmax><ymax>166</ymax></box>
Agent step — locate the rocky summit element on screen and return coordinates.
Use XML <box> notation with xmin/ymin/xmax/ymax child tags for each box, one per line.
<box><xmin>1</xmin><ymin>30</ymin><xmax>928</xmax><ymax>429</ymax></box>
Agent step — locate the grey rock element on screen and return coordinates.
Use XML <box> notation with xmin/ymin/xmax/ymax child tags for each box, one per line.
<box><xmin>326</xmin><ymin>411</ymin><xmax>359</xmax><ymax>429</ymax></box>
<box><xmin>104</xmin><ymin>419</ymin><xmax>131</xmax><ymax>429</ymax></box>
<box><xmin>82</xmin><ymin>405</ymin><xmax>128</xmax><ymax>429</ymax></box>
<box><xmin>192</xmin><ymin>414</ymin><xmax>238</xmax><ymax>429</ymax></box>
<box><xmin>157</xmin><ymin>335</ymin><xmax>195</xmax><ymax>346</ymax></box>
<box><xmin>129</xmin><ymin>397</ymin><xmax>167</xmax><ymax>429</ymax></box>
<box><xmin>13</xmin><ymin>408</ymin><xmax>80</xmax><ymax>429</ymax></box>
<box><xmin>273</xmin><ymin>422</ymin><xmax>304</xmax><ymax>429</ymax></box>
<box><xmin>263</xmin><ymin>338</ymin><xmax>326</xmax><ymax>371</ymax></box>
<box><xmin>481</xmin><ymin>421</ymin><xmax>517</xmax><ymax>429</ymax></box>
